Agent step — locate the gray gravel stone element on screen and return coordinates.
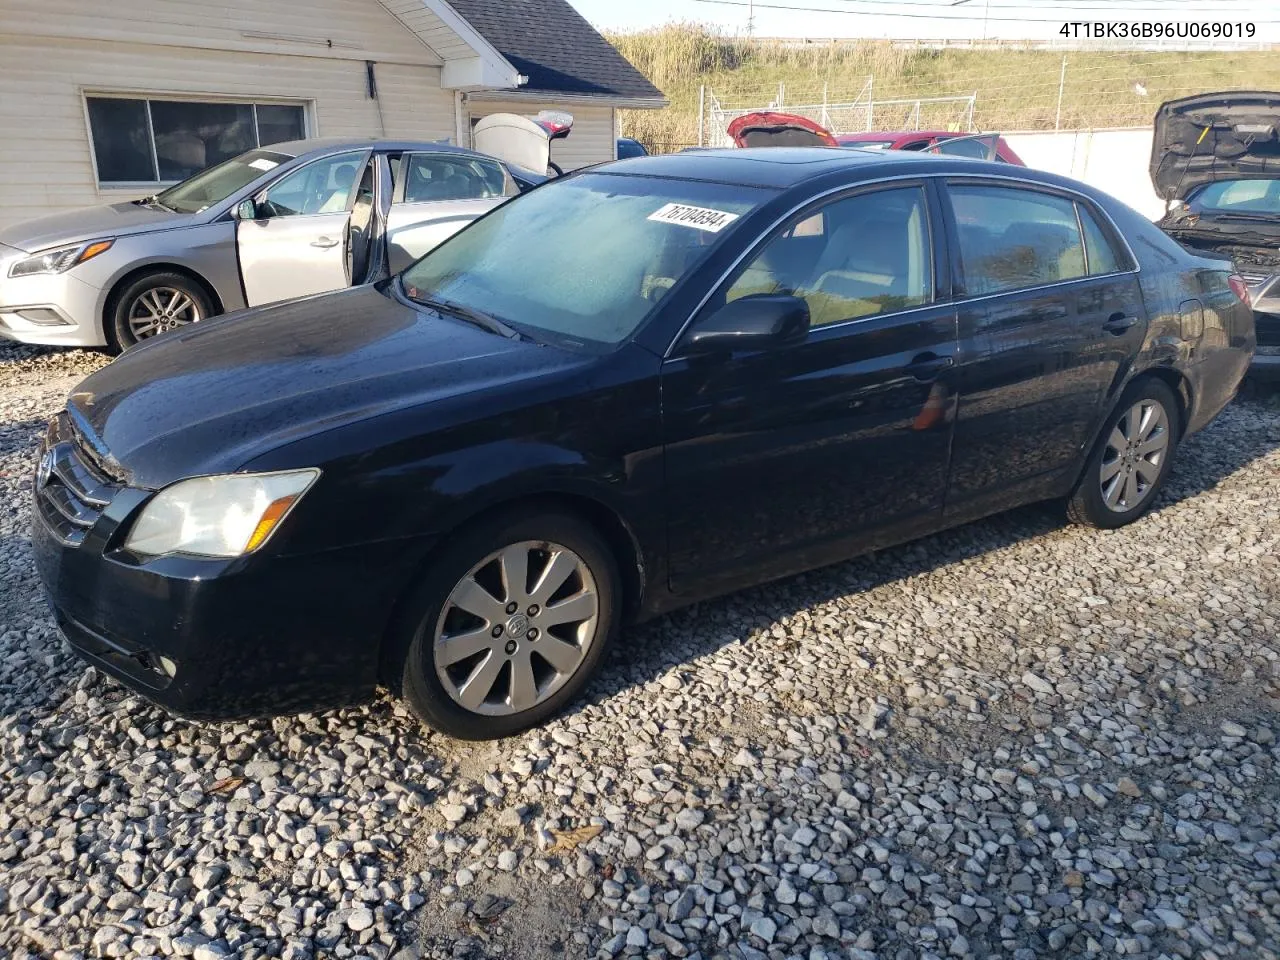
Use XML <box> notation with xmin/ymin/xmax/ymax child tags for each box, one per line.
<box><xmin>2</xmin><ymin>342</ymin><xmax>1279</xmax><ymax>960</ymax></box>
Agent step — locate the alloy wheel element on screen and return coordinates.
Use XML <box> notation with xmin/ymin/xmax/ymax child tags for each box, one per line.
<box><xmin>1099</xmin><ymin>398</ymin><xmax>1170</xmax><ymax>512</ymax></box>
<box><xmin>432</xmin><ymin>540</ymin><xmax>600</xmax><ymax>716</ymax></box>
<box><xmin>127</xmin><ymin>287</ymin><xmax>202</xmax><ymax>340</ymax></box>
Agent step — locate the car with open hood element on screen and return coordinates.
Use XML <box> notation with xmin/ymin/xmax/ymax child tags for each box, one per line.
<box><xmin>33</xmin><ymin>148</ymin><xmax>1254</xmax><ymax>739</ymax></box>
<box><xmin>1152</xmin><ymin>91</ymin><xmax>1280</xmax><ymax>379</ymax></box>
<box><xmin>0</xmin><ymin>135</ymin><xmax>547</xmax><ymax>353</ymax></box>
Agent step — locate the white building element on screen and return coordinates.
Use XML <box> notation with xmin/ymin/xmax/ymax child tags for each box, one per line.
<box><xmin>0</xmin><ymin>0</ymin><xmax>666</xmax><ymax>228</ymax></box>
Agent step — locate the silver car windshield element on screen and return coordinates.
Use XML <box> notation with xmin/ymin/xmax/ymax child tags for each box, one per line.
<box><xmin>400</xmin><ymin>173</ymin><xmax>772</xmax><ymax>347</ymax></box>
<box><xmin>155</xmin><ymin>149</ymin><xmax>295</xmax><ymax>214</ymax></box>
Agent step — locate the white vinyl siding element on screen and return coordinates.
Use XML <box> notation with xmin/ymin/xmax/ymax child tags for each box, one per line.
<box><xmin>465</xmin><ymin>101</ymin><xmax>618</xmax><ymax>171</ymax></box>
<box><xmin>0</xmin><ymin>35</ymin><xmax>455</xmax><ymax>228</ymax></box>
<box><xmin>0</xmin><ymin>0</ymin><xmax>440</xmax><ymax>65</ymax></box>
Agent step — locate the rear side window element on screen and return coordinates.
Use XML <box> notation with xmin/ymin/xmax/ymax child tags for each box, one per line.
<box><xmin>399</xmin><ymin>154</ymin><xmax>511</xmax><ymax>203</ymax></box>
<box><xmin>1078</xmin><ymin>205</ymin><xmax>1126</xmax><ymax>275</ymax></box>
<box><xmin>949</xmin><ymin>184</ymin><xmax>1086</xmax><ymax>295</ymax></box>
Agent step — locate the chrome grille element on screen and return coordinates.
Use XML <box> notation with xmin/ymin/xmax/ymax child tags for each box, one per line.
<box><xmin>35</xmin><ymin>414</ymin><xmax>121</xmax><ymax>546</ymax></box>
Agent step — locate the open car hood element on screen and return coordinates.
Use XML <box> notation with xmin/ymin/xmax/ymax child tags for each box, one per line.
<box><xmin>727</xmin><ymin>112</ymin><xmax>839</xmax><ymax>149</ymax></box>
<box><xmin>1150</xmin><ymin>91</ymin><xmax>1280</xmax><ymax>201</ymax></box>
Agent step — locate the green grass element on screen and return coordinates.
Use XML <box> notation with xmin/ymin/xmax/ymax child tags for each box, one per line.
<box><xmin>609</xmin><ymin>25</ymin><xmax>1280</xmax><ymax>151</ymax></box>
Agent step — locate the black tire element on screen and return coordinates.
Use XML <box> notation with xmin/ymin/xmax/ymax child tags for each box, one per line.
<box><xmin>1067</xmin><ymin>377</ymin><xmax>1181</xmax><ymax>529</ymax></box>
<box><xmin>395</xmin><ymin>508</ymin><xmax>619</xmax><ymax>740</ymax></box>
<box><xmin>109</xmin><ymin>271</ymin><xmax>215</xmax><ymax>353</ymax></box>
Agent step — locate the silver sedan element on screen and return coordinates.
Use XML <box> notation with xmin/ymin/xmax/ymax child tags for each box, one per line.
<box><xmin>0</xmin><ymin>138</ymin><xmax>544</xmax><ymax>351</ymax></box>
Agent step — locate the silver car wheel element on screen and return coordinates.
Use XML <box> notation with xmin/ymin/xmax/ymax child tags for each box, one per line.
<box><xmin>127</xmin><ymin>287</ymin><xmax>202</xmax><ymax>340</ymax></box>
<box><xmin>433</xmin><ymin>540</ymin><xmax>600</xmax><ymax>716</ymax></box>
<box><xmin>1100</xmin><ymin>398</ymin><xmax>1170</xmax><ymax>512</ymax></box>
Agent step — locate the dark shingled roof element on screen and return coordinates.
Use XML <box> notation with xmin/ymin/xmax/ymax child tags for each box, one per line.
<box><xmin>446</xmin><ymin>0</ymin><xmax>665</xmax><ymax>102</ymax></box>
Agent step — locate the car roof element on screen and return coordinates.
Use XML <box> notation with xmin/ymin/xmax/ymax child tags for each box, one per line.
<box><xmin>266</xmin><ymin>137</ymin><xmax>490</xmax><ymax>159</ymax></box>
<box><xmin>602</xmin><ymin>146</ymin><xmax>1029</xmax><ymax>189</ymax></box>
<box><xmin>837</xmin><ymin>131</ymin><xmax>976</xmax><ymax>141</ymax></box>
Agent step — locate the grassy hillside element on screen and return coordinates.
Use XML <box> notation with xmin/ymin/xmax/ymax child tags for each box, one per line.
<box><xmin>608</xmin><ymin>25</ymin><xmax>1280</xmax><ymax>152</ymax></box>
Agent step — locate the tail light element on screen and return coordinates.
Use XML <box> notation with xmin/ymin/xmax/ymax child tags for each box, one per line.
<box><xmin>1228</xmin><ymin>274</ymin><xmax>1252</xmax><ymax>308</ymax></box>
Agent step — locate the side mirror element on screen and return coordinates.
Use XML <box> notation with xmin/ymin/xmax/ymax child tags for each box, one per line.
<box><xmin>234</xmin><ymin>198</ymin><xmax>261</xmax><ymax>221</ymax></box>
<box><xmin>683</xmin><ymin>294</ymin><xmax>810</xmax><ymax>354</ymax></box>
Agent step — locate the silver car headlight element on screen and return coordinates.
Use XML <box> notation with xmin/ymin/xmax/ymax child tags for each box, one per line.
<box><xmin>8</xmin><ymin>239</ymin><xmax>115</xmax><ymax>278</ymax></box>
<box><xmin>124</xmin><ymin>469</ymin><xmax>320</xmax><ymax>559</ymax></box>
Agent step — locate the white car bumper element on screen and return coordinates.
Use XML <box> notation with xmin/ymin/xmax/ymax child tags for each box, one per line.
<box><xmin>0</xmin><ymin>243</ymin><xmax>106</xmax><ymax>347</ymax></box>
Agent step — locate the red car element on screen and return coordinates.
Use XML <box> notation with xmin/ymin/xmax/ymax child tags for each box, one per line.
<box><xmin>837</xmin><ymin>131</ymin><xmax>1025</xmax><ymax>165</ymax></box>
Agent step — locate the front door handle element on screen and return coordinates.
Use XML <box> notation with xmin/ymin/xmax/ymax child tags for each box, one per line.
<box><xmin>904</xmin><ymin>352</ymin><xmax>955</xmax><ymax>381</ymax></box>
<box><xmin>1103</xmin><ymin>313</ymin><xmax>1139</xmax><ymax>335</ymax></box>
<box><xmin>311</xmin><ymin>237</ymin><xmax>340</xmax><ymax>249</ymax></box>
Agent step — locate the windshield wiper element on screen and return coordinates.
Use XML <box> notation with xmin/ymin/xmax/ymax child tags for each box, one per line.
<box><xmin>399</xmin><ymin>280</ymin><xmax>523</xmax><ymax>340</ymax></box>
<box><xmin>1205</xmin><ymin>212</ymin><xmax>1276</xmax><ymax>222</ymax></box>
<box><xmin>133</xmin><ymin>195</ymin><xmax>175</xmax><ymax>212</ymax></box>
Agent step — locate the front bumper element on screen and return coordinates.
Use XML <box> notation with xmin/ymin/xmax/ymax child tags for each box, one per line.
<box><xmin>31</xmin><ymin>419</ymin><xmax>429</xmax><ymax>719</ymax></box>
<box><xmin>0</xmin><ymin>244</ymin><xmax>107</xmax><ymax>346</ymax></box>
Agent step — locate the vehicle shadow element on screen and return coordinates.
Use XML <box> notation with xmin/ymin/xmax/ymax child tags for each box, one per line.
<box><xmin>575</xmin><ymin>394</ymin><xmax>1280</xmax><ymax>714</ymax></box>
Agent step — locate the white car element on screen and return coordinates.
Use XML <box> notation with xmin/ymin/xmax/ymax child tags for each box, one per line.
<box><xmin>0</xmin><ymin>138</ymin><xmax>547</xmax><ymax>352</ymax></box>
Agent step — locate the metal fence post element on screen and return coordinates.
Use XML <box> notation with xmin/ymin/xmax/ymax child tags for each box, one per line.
<box><xmin>698</xmin><ymin>85</ymin><xmax>705</xmax><ymax>147</ymax></box>
<box><xmin>1055</xmin><ymin>56</ymin><xmax>1068</xmax><ymax>131</ymax></box>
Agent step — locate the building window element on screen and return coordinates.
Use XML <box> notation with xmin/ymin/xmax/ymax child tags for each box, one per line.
<box><xmin>85</xmin><ymin>96</ymin><xmax>307</xmax><ymax>186</ymax></box>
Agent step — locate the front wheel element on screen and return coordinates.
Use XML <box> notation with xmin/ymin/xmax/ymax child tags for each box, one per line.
<box><xmin>1067</xmin><ymin>378</ymin><xmax>1181</xmax><ymax>529</ymax></box>
<box><xmin>396</xmin><ymin>509</ymin><xmax>619</xmax><ymax>739</ymax></box>
<box><xmin>110</xmin><ymin>272</ymin><xmax>214</xmax><ymax>352</ymax></box>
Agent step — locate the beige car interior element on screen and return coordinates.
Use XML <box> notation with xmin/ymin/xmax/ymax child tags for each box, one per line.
<box><xmin>726</xmin><ymin>190</ymin><xmax>932</xmax><ymax>326</ymax></box>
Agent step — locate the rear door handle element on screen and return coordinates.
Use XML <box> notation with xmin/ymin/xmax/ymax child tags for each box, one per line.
<box><xmin>1103</xmin><ymin>313</ymin><xmax>1139</xmax><ymax>335</ymax></box>
<box><xmin>904</xmin><ymin>352</ymin><xmax>955</xmax><ymax>381</ymax></box>
<box><xmin>311</xmin><ymin>237</ymin><xmax>340</xmax><ymax>249</ymax></box>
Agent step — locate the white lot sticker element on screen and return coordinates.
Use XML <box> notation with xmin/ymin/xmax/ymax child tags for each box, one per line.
<box><xmin>248</xmin><ymin>158</ymin><xmax>280</xmax><ymax>172</ymax></box>
<box><xmin>648</xmin><ymin>202</ymin><xmax>740</xmax><ymax>233</ymax></box>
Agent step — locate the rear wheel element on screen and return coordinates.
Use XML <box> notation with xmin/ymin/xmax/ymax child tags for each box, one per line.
<box><xmin>109</xmin><ymin>271</ymin><xmax>214</xmax><ymax>352</ymax></box>
<box><xmin>1067</xmin><ymin>378</ymin><xmax>1180</xmax><ymax>528</ymax></box>
<box><xmin>396</xmin><ymin>509</ymin><xmax>619</xmax><ymax>739</ymax></box>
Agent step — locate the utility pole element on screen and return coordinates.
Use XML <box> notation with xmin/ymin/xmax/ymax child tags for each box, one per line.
<box><xmin>747</xmin><ymin>0</ymin><xmax>754</xmax><ymax>36</ymax></box>
<box><xmin>951</xmin><ymin>0</ymin><xmax>990</xmax><ymax>43</ymax></box>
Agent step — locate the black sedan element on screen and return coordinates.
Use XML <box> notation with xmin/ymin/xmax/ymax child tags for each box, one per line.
<box><xmin>33</xmin><ymin>148</ymin><xmax>1255</xmax><ymax>739</ymax></box>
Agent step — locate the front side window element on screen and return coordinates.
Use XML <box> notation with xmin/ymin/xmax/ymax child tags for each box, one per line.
<box><xmin>86</xmin><ymin>96</ymin><xmax>307</xmax><ymax>186</ymax></box>
<box><xmin>260</xmin><ymin>152</ymin><xmax>366</xmax><ymax>218</ymax></box>
<box><xmin>399</xmin><ymin>154</ymin><xmax>511</xmax><ymax>203</ymax></box>
<box><xmin>1190</xmin><ymin>178</ymin><xmax>1280</xmax><ymax>215</ymax></box>
<box><xmin>723</xmin><ymin>186</ymin><xmax>933</xmax><ymax>327</ymax></box>
<box><xmin>400</xmin><ymin>173</ymin><xmax>772</xmax><ymax>347</ymax></box>
<box><xmin>949</xmin><ymin>184</ymin><xmax>1087</xmax><ymax>295</ymax></box>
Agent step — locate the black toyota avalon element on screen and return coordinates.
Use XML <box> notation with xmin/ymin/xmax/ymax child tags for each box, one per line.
<box><xmin>33</xmin><ymin>148</ymin><xmax>1255</xmax><ymax>739</ymax></box>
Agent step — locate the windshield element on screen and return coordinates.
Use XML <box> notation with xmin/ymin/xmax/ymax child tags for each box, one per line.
<box><xmin>843</xmin><ymin>140</ymin><xmax>895</xmax><ymax>150</ymax></box>
<box><xmin>155</xmin><ymin>149</ymin><xmax>294</xmax><ymax>214</ymax></box>
<box><xmin>401</xmin><ymin>173</ymin><xmax>772</xmax><ymax>346</ymax></box>
<box><xmin>1190</xmin><ymin>178</ymin><xmax>1280</xmax><ymax>217</ymax></box>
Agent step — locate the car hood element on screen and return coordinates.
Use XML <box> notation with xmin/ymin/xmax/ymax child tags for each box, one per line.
<box><xmin>1150</xmin><ymin>91</ymin><xmax>1280</xmax><ymax>200</ymax></box>
<box><xmin>64</xmin><ymin>284</ymin><xmax>587</xmax><ymax>489</ymax></box>
<box><xmin>0</xmin><ymin>201</ymin><xmax>199</xmax><ymax>253</ymax></box>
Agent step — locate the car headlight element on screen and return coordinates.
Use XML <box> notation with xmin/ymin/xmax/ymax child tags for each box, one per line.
<box><xmin>124</xmin><ymin>469</ymin><xmax>320</xmax><ymax>559</ymax></box>
<box><xmin>8</xmin><ymin>239</ymin><xmax>115</xmax><ymax>278</ymax></box>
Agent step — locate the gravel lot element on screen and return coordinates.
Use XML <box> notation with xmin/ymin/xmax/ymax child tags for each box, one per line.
<box><xmin>2</xmin><ymin>340</ymin><xmax>1278</xmax><ymax>960</ymax></box>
